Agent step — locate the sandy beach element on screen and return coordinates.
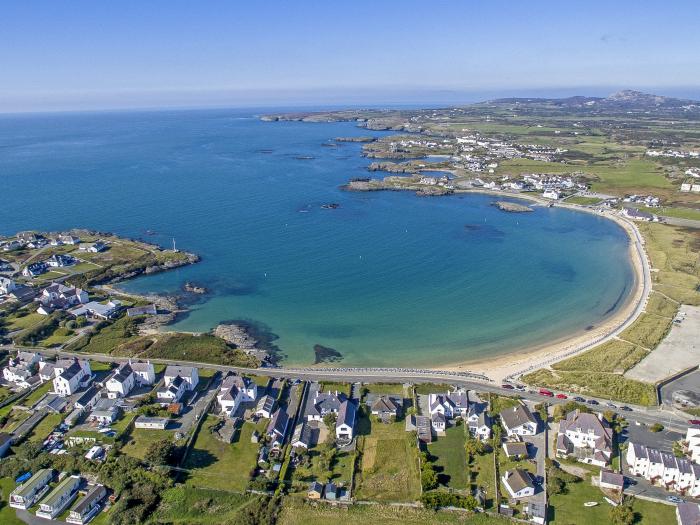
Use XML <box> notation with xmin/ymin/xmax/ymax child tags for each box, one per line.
<box><xmin>434</xmin><ymin>196</ymin><xmax>651</xmax><ymax>383</ymax></box>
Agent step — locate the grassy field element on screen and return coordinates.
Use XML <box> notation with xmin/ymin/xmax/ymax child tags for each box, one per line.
<box><xmin>428</xmin><ymin>423</ymin><xmax>468</xmax><ymax>490</ymax></box>
<box><xmin>470</xmin><ymin>450</ymin><xmax>496</xmax><ymax>509</ymax></box>
<box><xmin>140</xmin><ymin>333</ymin><xmax>259</xmax><ymax>367</ymax></box>
<box><xmin>290</xmin><ymin>437</ymin><xmax>355</xmax><ymax>487</ymax></box>
<box><xmin>489</xmin><ymin>395</ymin><xmax>522</xmax><ymax>415</ymax></box>
<box><xmin>638</xmin><ymin>206</ymin><xmax>700</xmax><ymax>221</ymax></box>
<box><xmin>27</xmin><ymin>413</ymin><xmax>63</xmax><ymax>442</ymax></box>
<box><xmin>618</xmin><ymin>313</ymin><xmax>673</xmax><ymax>349</ymax></box>
<box><xmin>565</xmin><ymin>196</ymin><xmax>603</xmax><ymax>206</ymax></box>
<box><xmin>121</xmin><ymin>427</ymin><xmax>175</xmax><ymax>460</ymax></box>
<box><xmin>0</xmin><ymin>477</ymin><xmax>24</xmax><ymax>525</ymax></box>
<box><xmin>279</xmin><ymin>497</ymin><xmax>508</xmax><ymax>525</ymax></box>
<box><xmin>182</xmin><ymin>416</ymin><xmax>265</xmax><ymax>492</ymax></box>
<box><xmin>20</xmin><ymin>381</ymin><xmax>52</xmax><ymax>408</ymax></box>
<box><xmin>552</xmin><ymin>339</ymin><xmax>647</xmax><ymax>374</ymax></box>
<box><xmin>318</xmin><ymin>382</ymin><xmax>351</xmax><ymax>395</ymax></box>
<box><xmin>149</xmin><ymin>486</ymin><xmax>255</xmax><ymax>524</ymax></box>
<box><xmin>362</xmin><ymin>383</ymin><xmax>406</xmax><ymax>395</ymax></box>
<box><xmin>6</xmin><ymin>311</ymin><xmax>44</xmax><ymax>332</ymax></box>
<box><xmin>549</xmin><ymin>473</ymin><xmax>675</xmax><ymax>525</ymax></box>
<box><xmin>66</xmin><ymin>315</ymin><xmax>142</xmax><ymax>354</ymax></box>
<box><xmin>354</xmin><ymin>413</ymin><xmax>421</xmax><ymax>502</ymax></box>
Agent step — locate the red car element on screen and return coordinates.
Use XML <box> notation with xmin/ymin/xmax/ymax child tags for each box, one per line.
<box><xmin>539</xmin><ymin>388</ymin><xmax>554</xmax><ymax>397</ymax></box>
<box><xmin>689</xmin><ymin>420</ymin><xmax>700</xmax><ymax>426</ymax></box>
<box><xmin>556</xmin><ymin>393</ymin><xmax>568</xmax><ymax>399</ymax></box>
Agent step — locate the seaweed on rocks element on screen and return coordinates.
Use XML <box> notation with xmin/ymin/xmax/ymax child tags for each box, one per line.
<box><xmin>313</xmin><ymin>344</ymin><xmax>343</xmax><ymax>364</ymax></box>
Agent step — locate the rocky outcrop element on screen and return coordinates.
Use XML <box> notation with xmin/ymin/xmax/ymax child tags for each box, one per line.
<box><xmin>492</xmin><ymin>201</ymin><xmax>534</xmax><ymax>213</ymax></box>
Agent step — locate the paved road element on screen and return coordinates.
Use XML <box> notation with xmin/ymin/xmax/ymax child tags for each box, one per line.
<box><xmin>2</xmin><ymin>345</ymin><xmax>689</xmax><ymax>433</ymax></box>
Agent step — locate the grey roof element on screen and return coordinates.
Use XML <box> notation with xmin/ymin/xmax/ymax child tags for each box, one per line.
<box><xmin>267</xmin><ymin>408</ymin><xmax>289</xmax><ymax>437</ymax></box>
<box><xmin>430</xmin><ymin>394</ymin><xmax>454</xmax><ymax>412</ymax></box>
<box><xmin>371</xmin><ymin>396</ymin><xmax>398</xmax><ymax>414</ymax></box>
<box><xmin>310</xmin><ymin>390</ymin><xmax>345</xmax><ymax>416</ymax></box>
<box><xmin>499</xmin><ymin>404</ymin><xmax>536</xmax><ymax>430</ymax></box>
<box><xmin>109</xmin><ymin>363</ymin><xmax>133</xmax><ymax>384</ymax></box>
<box><xmin>75</xmin><ymin>387</ymin><xmax>100</xmax><ymax>408</ymax></box>
<box><xmin>292</xmin><ymin>423</ymin><xmax>313</xmax><ymax>447</ymax></box>
<box><xmin>677</xmin><ymin>502</ymin><xmax>700</xmax><ymax>525</ymax></box>
<box><xmin>503</xmin><ymin>468</ymin><xmax>533</xmax><ymax>493</ymax></box>
<box><xmin>257</xmin><ymin>394</ymin><xmax>276</xmax><ymax>413</ymax></box>
<box><xmin>661</xmin><ymin>451</ymin><xmax>677</xmax><ymax>469</ymax></box>
<box><xmin>559</xmin><ymin>410</ymin><xmax>611</xmax><ymax>437</ymax></box>
<box><xmin>129</xmin><ymin>361</ymin><xmax>153</xmax><ymax>373</ymax></box>
<box><xmin>60</xmin><ymin>361</ymin><xmax>84</xmax><ymax>381</ymax></box>
<box><xmin>446</xmin><ymin>390</ymin><xmax>469</xmax><ymax>409</ymax></box>
<box><xmin>600</xmin><ymin>469</ymin><xmax>624</xmax><ymax>487</ymax></box>
<box><xmin>308</xmin><ymin>481</ymin><xmax>323</xmax><ymax>494</ymax></box>
<box><xmin>337</xmin><ymin>400</ymin><xmax>356</xmax><ymax>428</ymax></box>
<box><xmin>71</xmin><ymin>484</ymin><xmax>106</xmax><ymax>515</ymax></box>
<box><xmin>165</xmin><ymin>365</ymin><xmax>196</xmax><ymax>380</ymax></box>
<box><xmin>431</xmin><ymin>412</ymin><xmax>446</xmax><ymax>424</ymax></box>
<box><xmin>503</xmin><ymin>442</ymin><xmax>528</xmax><ymax>457</ymax></box>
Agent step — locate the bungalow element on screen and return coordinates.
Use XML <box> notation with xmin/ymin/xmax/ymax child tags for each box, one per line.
<box><xmin>10</xmin><ymin>469</ymin><xmax>54</xmax><ymax>509</ymax></box>
<box><xmin>129</xmin><ymin>360</ymin><xmax>156</xmax><ymax>385</ymax></box>
<box><xmin>36</xmin><ymin>474</ymin><xmax>81</xmax><ymax>519</ymax></box>
<box><xmin>256</xmin><ymin>395</ymin><xmax>276</xmax><ymax>419</ymax></box>
<box><xmin>59</xmin><ymin>234</ymin><xmax>81</xmax><ymax>246</ymax></box>
<box><xmin>127</xmin><ymin>304</ymin><xmax>157</xmax><ymax>317</ymax></box>
<box><xmin>80</xmin><ymin>241</ymin><xmax>107</xmax><ymax>253</ymax></box>
<box><xmin>307</xmin><ymin>481</ymin><xmax>324</xmax><ymax>500</ymax></box>
<box><xmin>431</xmin><ymin>412</ymin><xmax>447</xmax><ymax>433</ymax></box>
<box><xmin>621</xmin><ymin>207</ymin><xmax>654</xmax><ymax>221</ymax></box>
<box><xmin>88</xmin><ymin>398</ymin><xmax>120</xmax><ymax>425</ymax></box>
<box><xmin>267</xmin><ymin>408</ymin><xmax>289</xmax><ymax>447</ymax></box>
<box><xmin>134</xmin><ymin>416</ymin><xmax>169</xmax><ymax>430</ymax></box>
<box><xmin>105</xmin><ymin>363</ymin><xmax>135</xmax><ymax>398</ymax></box>
<box><xmin>291</xmin><ymin>423</ymin><xmax>313</xmax><ymax>449</ymax></box>
<box><xmin>370</xmin><ymin>395</ymin><xmax>400</xmax><ymax>419</ymax></box>
<box><xmin>502</xmin><ymin>469</ymin><xmax>535</xmax><ymax>500</ymax></box>
<box><xmin>45</xmin><ymin>254</ymin><xmax>76</xmax><ymax>268</ymax></box>
<box><xmin>599</xmin><ymin>470</ymin><xmax>625</xmax><ymax>491</ymax></box>
<box><xmin>336</xmin><ymin>400</ymin><xmax>356</xmax><ymax>442</ymax></box>
<box><xmin>66</xmin><ymin>484</ymin><xmax>106</xmax><ymax>525</ymax></box>
<box><xmin>164</xmin><ymin>365</ymin><xmax>199</xmax><ymax>391</ymax></box>
<box><xmin>74</xmin><ymin>386</ymin><xmax>102</xmax><ymax>411</ymax></box>
<box><xmin>503</xmin><ymin>441</ymin><xmax>529</xmax><ymax>459</ymax></box>
<box><xmin>500</xmin><ymin>404</ymin><xmax>538</xmax><ymax>437</ymax></box>
<box><xmin>70</xmin><ymin>300</ymin><xmax>122</xmax><ymax>320</ymax></box>
<box><xmin>556</xmin><ymin>410</ymin><xmax>613</xmax><ymax>467</ymax></box>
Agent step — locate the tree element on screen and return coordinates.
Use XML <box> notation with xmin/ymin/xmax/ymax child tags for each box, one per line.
<box><xmin>649</xmin><ymin>423</ymin><xmax>664</xmax><ymax>433</ymax></box>
<box><xmin>144</xmin><ymin>439</ymin><xmax>175</xmax><ymax>466</ymax></box>
<box><xmin>609</xmin><ymin>502</ymin><xmax>635</xmax><ymax>525</ymax></box>
<box><xmin>465</xmin><ymin>434</ymin><xmax>485</xmax><ymax>457</ymax></box>
<box><xmin>421</xmin><ymin>466</ymin><xmax>439</xmax><ymax>491</ymax></box>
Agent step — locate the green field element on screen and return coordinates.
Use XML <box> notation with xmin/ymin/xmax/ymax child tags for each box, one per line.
<box><xmin>428</xmin><ymin>424</ymin><xmax>469</xmax><ymax>490</ymax></box>
<box><xmin>279</xmin><ymin>497</ymin><xmax>508</xmax><ymax>525</ymax></box>
<box><xmin>20</xmin><ymin>381</ymin><xmax>52</xmax><ymax>408</ymax></box>
<box><xmin>182</xmin><ymin>416</ymin><xmax>266</xmax><ymax>492</ymax></box>
<box><xmin>0</xmin><ymin>478</ymin><xmax>24</xmax><ymax>525</ymax></box>
<box><xmin>565</xmin><ymin>196</ymin><xmax>603</xmax><ymax>206</ymax></box>
<box><xmin>27</xmin><ymin>413</ymin><xmax>63</xmax><ymax>442</ymax></box>
<box><xmin>354</xmin><ymin>413</ymin><xmax>421</xmax><ymax>502</ymax></box>
<box><xmin>470</xmin><ymin>449</ymin><xmax>496</xmax><ymax>509</ymax></box>
<box><xmin>552</xmin><ymin>339</ymin><xmax>648</xmax><ymax>374</ymax></box>
<box><xmin>549</xmin><ymin>473</ymin><xmax>674</xmax><ymax>525</ymax></box>
<box><xmin>150</xmin><ymin>486</ymin><xmax>255</xmax><ymax>524</ymax></box>
<box><xmin>121</xmin><ymin>427</ymin><xmax>175</xmax><ymax>460</ymax></box>
<box><xmin>66</xmin><ymin>315</ymin><xmax>142</xmax><ymax>354</ymax></box>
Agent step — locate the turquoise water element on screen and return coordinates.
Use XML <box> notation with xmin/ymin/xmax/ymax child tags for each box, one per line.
<box><xmin>0</xmin><ymin>109</ymin><xmax>634</xmax><ymax>367</ymax></box>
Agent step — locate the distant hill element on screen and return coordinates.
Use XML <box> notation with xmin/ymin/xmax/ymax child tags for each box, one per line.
<box><xmin>488</xmin><ymin>90</ymin><xmax>699</xmax><ymax>111</ymax></box>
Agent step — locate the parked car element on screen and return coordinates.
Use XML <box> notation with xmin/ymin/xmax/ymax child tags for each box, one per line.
<box><xmin>539</xmin><ymin>388</ymin><xmax>554</xmax><ymax>397</ymax></box>
<box><xmin>586</xmin><ymin>399</ymin><xmax>599</xmax><ymax>405</ymax></box>
<box><xmin>514</xmin><ymin>384</ymin><xmax>526</xmax><ymax>391</ymax></box>
<box><xmin>688</xmin><ymin>419</ymin><xmax>700</xmax><ymax>426</ymax></box>
<box><xmin>556</xmin><ymin>393</ymin><xmax>568</xmax><ymax>399</ymax></box>
<box><xmin>606</xmin><ymin>402</ymin><xmax>617</xmax><ymax>408</ymax></box>
<box><xmin>501</xmin><ymin>384</ymin><xmax>514</xmax><ymax>390</ymax></box>
<box><xmin>620</xmin><ymin>406</ymin><xmax>633</xmax><ymax>412</ymax></box>
<box><xmin>666</xmin><ymin>495</ymin><xmax>684</xmax><ymax>504</ymax></box>
<box><xmin>573</xmin><ymin>396</ymin><xmax>585</xmax><ymax>402</ymax></box>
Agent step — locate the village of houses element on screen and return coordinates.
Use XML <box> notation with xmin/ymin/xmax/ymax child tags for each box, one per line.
<box><xmin>2</xmin><ymin>340</ymin><xmax>700</xmax><ymax>523</ymax></box>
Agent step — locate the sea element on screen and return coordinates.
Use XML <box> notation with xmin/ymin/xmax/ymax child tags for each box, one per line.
<box><xmin>0</xmin><ymin>108</ymin><xmax>634</xmax><ymax>367</ymax></box>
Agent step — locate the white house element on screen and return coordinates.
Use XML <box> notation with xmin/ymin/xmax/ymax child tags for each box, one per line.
<box><xmin>626</xmin><ymin>442</ymin><xmax>700</xmax><ymax>497</ymax></box>
<box><xmin>105</xmin><ymin>363</ymin><xmax>135</xmax><ymax>398</ymax></box>
<box><xmin>53</xmin><ymin>359</ymin><xmax>92</xmax><ymax>397</ymax></box>
<box><xmin>256</xmin><ymin>395</ymin><xmax>276</xmax><ymax>419</ymax></box>
<box><xmin>431</xmin><ymin>412</ymin><xmax>447</xmax><ymax>433</ymax></box>
<box><xmin>74</xmin><ymin>386</ymin><xmax>101</xmax><ymax>411</ymax></box>
<box><xmin>686</xmin><ymin>427</ymin><xmax>700</xmax><ymax>463</ymax></box>
<box><xmin>157</xmin><ymin>375</ymin><xmax>187</xmax><ymax>404</ymax></box>
<box><xmin>307</xmin><ymin>390</ymin><xmax>345</xmax><ymax>421</ymax></box>
<box><xmin>500</xmin><ymin>404</ymin><xmax>538</xmax><ymax>436</ymax></box>
<box><xmin>543</xmin><ymin>189</ymin><xmax>560</xmax><ymax>200</ymax></box>
<box><xmin>134</xmin><ymin>416</ymin><xmax>169</xmax><ymax>430</ymax></box>
<box><xmin>266</xmin><ymin>408</ymin><xmax>289</xmax><ymax>447</ymax></box>
<box><xmin>164</xmin><ymin>365</ymin><xmax>199</xmax><ymax>391</ymax></box>
<box><xmin>38</xmin><ymin>283</ymin><xmax>89</xmax><ymax>314</ymax></box>
<box><xmin>467</xmin><ymin>404</ymin><xmax>492</xmax><ymax>441</ymax></box>
<box><xmin>129</xmin><ymin>360</ymin><xmax>155</xmax><ymax>385</ymax></box>
<box><xmin>217</xmin><ymin>373</ymin><xmax>258</xmax><ymax>417</ymax></box>
<box><xmin>556</xmin><ymin>410</ymin><xmax>613</xmax><ymax>467</ymax></box>
<box><xmin>0</xmin><ymin>276</ymin><xmax>16</xmax><ymax>295</ymax></box>
<box><xmin>502</xmin><ymin>469</ymin><xmax>535</xmax><ymax>499</ymax></box>
<box><xmin>69</xmin><ymin>300</ymin><xmax>122</xmax><ymax>320</ymax></box>
<box><xmin>428</xmin><ymin>390</ymin><xmax>469</xmax><ymax>419</ymax></box>
<box><xmin>336</xmin><ymin>400</ymin><xmax>356</xmax><ymax>443</ymax></box>
<box><xmin>3</xmin><ymin>352</ymin><xmax>41</xmax><ymax>388</ymax></box>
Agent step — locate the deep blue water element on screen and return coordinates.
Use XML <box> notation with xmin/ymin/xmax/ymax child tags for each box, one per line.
<box><xmin>0</xmin><ymin>109</ymin><xmax>634</xmax><ymax>367</ymax></box>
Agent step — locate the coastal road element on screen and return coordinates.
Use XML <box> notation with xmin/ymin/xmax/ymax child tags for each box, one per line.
<box><xmin>3</xmin><ymin>344</ymin><xmax>689</xmax><ymax>432</ymax></box>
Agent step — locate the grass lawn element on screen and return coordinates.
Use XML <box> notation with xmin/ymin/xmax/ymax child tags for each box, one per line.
<box><xmin>21</xmin><ymin>381</ymin><xmax>52</xmax><ymax>408</ymax></box>
<box><xmin>318</xmin><ymin>382</ymin><xmax>351</xmax><ymax>395</ymax></box>
<box><xmin>362</xmin><ymin>383</ymin><xmax>405</xmax><ymax>395</ymax></box>
<box><xmin>428</xmin><ymin>423</ymin><xmax>468</xmax><ymax>490</ymax></box>
<box><xmin>0</xmin><ymin>386</ymin><xmax>13</xmax><ymax>405</ymax></box>
<box><xmin>470</xmin><ymin>450</ymin><xmax>496</xmax><ymax>509</ymax></box>
<box><xmin>279</xmin><ymin>496</ymin><xmax>508</xmax><ymax>525</ymax></box>
<box><xmin>141</xmin><ymin>333</ymin><xmax>258</xmax><ymax>367</ymax></box>
<box><xmin>27</xmin><ymin>413</ymin><xmax>63</xmax><ymax>442</ymax></box>
<box><xmin>414</xmin><ymin>383</ymin><xmax>452</xmax><ymax>395</ymax></box>
<box><xmin>0</xmin><ymin>478</ymin><xmax>24</xmax><ymax>525</ymax></box>
<box><xmin>150</xmin><ymin>486</ymin><xmax>255</xmax><ymax>524</ymax></box>
<box><xmin>121</xmin><ymin>427</ymin><xmax>174</xmax><ymax>460</ymax></box>
<box><xmin>619</xmin><ymin>313</ymin><xmax>672</xmax><ymax>349</ymax></box>
<box><xmin>182</xmin><ymin>416</ymin><xmax>265</xmax><ymax>492</ymax></box>
<box><xmin>565</xmin><ymin>196</ymin><xmax>603</xmax><ymax>206</ymax></box>
<box><xmin>290</xmin><ymin>438</ymin><xmax>355</xmax><ymax>487</ymax></box>
<box><xmin>549</xmin><ymin>473</ymin><xmax>675</xmax><ymax>525</ymax></box>
<box><xmin>0</xmin><ymin>410</ymin><xmax>30</xmax><ymax>433</ymax></box>
<box><xmin>639</xmin><ymin>205</ymin><xmax>700</xmax><ymax>222</ymax></box>
<box><xmin>489</xmin><ymin>395</ymin><xmax>522</xmax><ymax>415</ymax></box>
<box><xmin>354</xmin><ymin>413</ymin><xmax>421</xmax><ymax>502</ymax></box>
<box><xmin>552</xmin><ymin>339</ymin><xmax>648</xmax><ymax>374</ymax></box>
<box><xmin>39</xmin><ymin>326</ymin><xmax>75</xmax><ymax>347</ymax></box>
<box><xmin>6</xmin><ymin>312</ymin><xmax>44</xmax><ymax>331</ymax></box>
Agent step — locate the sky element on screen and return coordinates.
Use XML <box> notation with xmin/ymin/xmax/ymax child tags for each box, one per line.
<box><xmin>2</xmin><ymin>0</ymin><xmax>700</xmax><ymax>112</ymax></box>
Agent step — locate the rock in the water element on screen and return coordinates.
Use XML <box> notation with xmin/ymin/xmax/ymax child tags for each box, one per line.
<box><xmin>313</xmin><ymin>344</ymin><xmax>343</xmax><ymax>364</ymax></box>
